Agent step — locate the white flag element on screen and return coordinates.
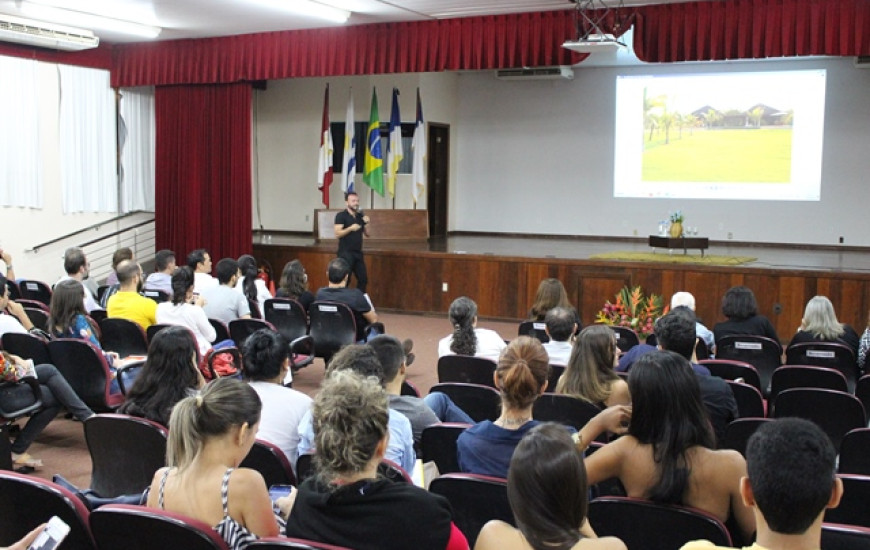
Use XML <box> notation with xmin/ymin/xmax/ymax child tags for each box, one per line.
<box><xmin>342</xmin><ymin>91</ymin><xmax>356</xmax><ymax>193</ymax></box>
<box><xmin>411</xmin><ymin>88</ymin><xmax>426</xmax><ymax>204</ymax></box>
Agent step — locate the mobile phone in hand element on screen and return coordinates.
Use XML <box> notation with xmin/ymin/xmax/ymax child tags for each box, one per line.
<box><xmin>268</xmin><ymin>484</ymin><xmax>294</xmax><ymax>501</ymax></box>
<box><xmin>27</xmin><ymin>516</ymin><xmax>70</xmax><ymax>550</ymax></box>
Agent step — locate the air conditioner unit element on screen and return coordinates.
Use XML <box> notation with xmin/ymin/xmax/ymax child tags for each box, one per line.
<box><xmin>854</xmin><ymin>56</ymin><xmax>870</xmax><ymax>69</ymax></box>
<box><xmin>0</xmin><ymin>13</ymin><xmax>99</xmax><ymax>51</ymax></box>
<box><xmin>495</xmin><ymin>66</ymin><xmax>574</xmax><ymax>81</ymax></box>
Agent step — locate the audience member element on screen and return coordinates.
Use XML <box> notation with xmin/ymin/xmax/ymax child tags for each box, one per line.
<box><xmin>475</xmin><ymin>423</ymin><xmax>626</xmax><ymax>550</ymax></box>
<box><xmin>296</xmin><ymin>344</ymin><xmax>414</xmax><ymax>472</ymax></box>
<box><xmin>147</xmin><ymin>378</ymin><xmax>291</xmax><ymax>548</ymax></box>
<box><xmin>202</xmin><ymin>258</ymin><xmax>251</xmax><ymax>325</ymax></box>
<box><xmin>284</xmin><ymin>369</ymin><xmax>467</xmax><ymax>550</ymax></box>
<box><xmin>0</xmin><ymin>273</ymin><xmax>36</xmax><ymax>333</ymax></box>
<box><xmin>187</xmin><ymin>248</ymin><xmax>218</xmax><ymax>294</ymax></box>
<box><xmin>0</xmin><ymin>247</ymin><xmax>15</xmax><ymax>281</ymax></box>
<box><xmin>671</xmin><ymin>291</ymin><xmax>715</xmax><ymax>351</ymax></box>
<box><xmin>118</xmin><ymin>326</ymin><xmax>204</xmax><ymax>426</ymax></box>
<box><xmin>144</xmin><ymin>249</ymin><xmax>176</xmax><ymax>295</ymax></box>
<box><xmin>368</xmin><ymin>334</ymin><xmax>473</xmax><ymax>442</ymax></box>
<box><xmin>236</xmin><ymin>254</ymin><xmax>271</xmax><ymax>318</ymax></box>
<box><xmin>859</xmin><ymin>309</ymin><xmax>870</xmax><ymax>371</ymax></box>
<box><xmin>681</xmin><ymin>418</ymin><xmax>841</xmax><ymax>550</ymax></box>
<box><xmin>458</xmin><ymin>336</ymin><xmax>628</xmax><ymax>478</ymax></box>
<box><xmin>156</xmin><ymin>267</ymin><xmax>216</xmax><ymax>356</ymax></box>
<box><xmin>56</xmin><ymin>247</ymin><xmax>99</xmax><ymax>312</ymax></box>
<box><xmin>556</xmin><ymin>325</ymin><xmax>630</xmax><ymax>408</ymax></box>
<box><xmin>106</xmin><ymin>260</ymin><xmax>157</xmax><ymax>330</ymax></box>
<box><xmin>315</xmin><ymin>258</ymin><xmax>378</xmax><ymax>342</ymax></box>
<box><xmin>529</xmin><ymin>278</ymin><xmax>579</xmax><ymax>327</ymax></box>
<box><xmin>789</xmin><ymin>295</ymin><xmax>859</xmax><ymax>357</ymax></box>
<box><xmin>242</xmin><ymin>329</ymin><xmax>311</xmax><ymax>466</ymax></box>
<box><xmin>105</xmin><ymin>247</ymin><xmax>134</xmax><ymax>286</ymax></box>
<box><xmin>713</xmin><ymin>286</ymin><xmax>779</xmax><ymax>343</ymax></box>
<box><xmin>585</xmin><ymin>351</ymin><xmax>754</xmax><ymax>544</ymax></box>
<box><xmin>275</xmin><ymin>259</ymin><xmax>315</xmax><ymax>311</ymax></box>
<box><xmin>542</xmin><ymin>306</ymin><xmax>577</xmax><ymax>366</ymax></box>
<box><xmin>438</xmin><ymin>296</ymin><xmax>506</xmax><ymax>362</ymax></box>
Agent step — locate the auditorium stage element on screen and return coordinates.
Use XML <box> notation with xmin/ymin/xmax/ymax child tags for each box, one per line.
<box><xmin>254</xmin><ymin>233</ymin><xmax>870</xmax><ymax>342</ymax></box>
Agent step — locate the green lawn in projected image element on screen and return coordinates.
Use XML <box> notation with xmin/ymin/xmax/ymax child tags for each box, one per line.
<box><xmin>642</xmin><ymin>128</ymin><xmax>793</xmax><ymax>182</ymax></box>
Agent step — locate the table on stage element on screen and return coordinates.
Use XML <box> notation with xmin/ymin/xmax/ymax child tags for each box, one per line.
<box><xmin>648</xmin><ymin>235</ymin><xmax>710</xmax><ymax>257</ymax></box>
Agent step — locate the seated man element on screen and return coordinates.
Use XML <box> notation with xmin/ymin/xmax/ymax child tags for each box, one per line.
<box><xmin>315</xmin><ymin>257</ymin><xmax>378</xmax><ymax>342</ymax></box>
<box><xmin>56</xmin><ymin>246</ymin><xmax>100</xmax><ymax>312</ymax></box>
<box><xmin>368</xmin><ymin>335</ymin><xmax>473</xmax><ymax>443</ymax></box>
<box><xmin>187</xmin><ymin>248</ymin><xmax>217</xmax><ymax>294</ymax></box>
<box><xmin>671</xmin><ymin>291</ymin><xmax>715</xmax><ymax>352</ymax></box>
<box><xmin>201</xmin><ymin>258</ymin><xmax>251</xmax><ymax>325</ymax></box>
<box><xmin>542</xmin><ymin>306</ymin><xmax>577</xmax><ymax>366</ymax></box>
<box><xmin>681</xmin><ymin>417</ymin><xmax>842</xmax><ymax>550</ymax></box>
<box><xmin>0</xmin><ymin>273</ymin><xmax>35</xmax><ymax>335</ymax></box>
<box><xmin>144</xmin><ymin>249</ymin><xmax>176</xmax><ymax>295</ymax></box>
<box><xmin>106</xmin><ymin>260</ymin><xmax>157</xmax><ymax>330</ymax></box>
<box><xmin>296</xmin><ymin>344</ymin><xmax>415</xmax><ymax>473</ymax></box>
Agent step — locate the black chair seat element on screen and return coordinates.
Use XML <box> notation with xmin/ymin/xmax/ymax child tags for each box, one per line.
<box><xmin>420</xmin><ymin>423</ymin><xmax>471</xmax><ymax>475</ymax></box>
<box><xmin>429</xmin><ymin>473</ymin><xmax>512</xmax><ymax>548</ymax></box>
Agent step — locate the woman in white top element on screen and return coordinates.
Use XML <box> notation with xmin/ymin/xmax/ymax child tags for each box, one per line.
<box><xmin>236</xmin><ymin>255</ymin><xmax>272</xmax><ymax>318</ymax></box>
<box><xmin>438</xmin><ymin>296</ymin><xmax>506</xmax><ymax>362</ymax></box>
<box><xmin>156</xmin><ymin>266</ymin><xmax>216</xmax><ymax>356</ymax></box>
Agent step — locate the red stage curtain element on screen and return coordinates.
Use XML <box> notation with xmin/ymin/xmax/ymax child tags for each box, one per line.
<box><xmin>154</xmin><ymin>83</ymin><xmax>252</xmax><ymax>263</ymax></box>
<box><xmin>634</xmin><ymin>0</ymin><xmax>870</xmax><ymax>62</ymax></box>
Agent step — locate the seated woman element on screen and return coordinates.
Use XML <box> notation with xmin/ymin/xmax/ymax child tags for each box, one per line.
<box><xmin>438</xmin><ymin>296</ymin><xmax>506</xmax><ymax>362</ymax></box>
<box><xmin>284</xmin><ymin>369</ymin><xmax>467</xmax><ymax>550</ymax></box>
<box><xmin>475</xmin><ymin>423</ymin><xmax>626</xmax><ymax>550</ymax></box>
<box><xmin>529</xmin><ymin>278</ymin><xmax>581</xmax><ymax>328</ymax></box>
<box><xmin>789</xmin><ymin>295</ymin><xmax>859</xmax><ymax>357</ymax></box>
<box><xmin>236</xmin><ymin>254</ymin><xmax>272</xmax><ymax>318</ymax></box>
<box><xmin>147</xmin><ymin>377</ymin><xmax>292</xmax><ymax>549</ymax></box>
<box><xmin>156</xmin><ymin>266</ymin><xmax>217</xmax><ymax>357</ymax></box>
<box><xmin>584</xmin><ymin>350</ymin><xmax>755</xmax><ymax>544</ymax></box>
<box><xmin>457</xmin><ymin>336</ymin><xmax>629</xmax><ymax>478</ymax></box>
<box><xmin>275</xmin><ymin>260</ymin><xmax>315</xmax><ymax>312</ymax></box>
<box><xmin>712</xmin><ymin>286</ymin><xmax>779</xmax><ymax>343</ymax></box>
<box><xmin>118</xmin><ymin>326</ymin><xmax>205</xmax><ymax>426</ymax></box>
<box><xmin>556</xmin><ymin>325</ymin><xmax>630</xmax><ymax>408</ymax></box>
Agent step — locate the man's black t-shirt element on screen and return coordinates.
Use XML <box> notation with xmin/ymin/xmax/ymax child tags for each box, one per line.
<box><xmin>335</xmin><ymin>210</ymin><xmax>365</xmax><ymax>255</ymax></box>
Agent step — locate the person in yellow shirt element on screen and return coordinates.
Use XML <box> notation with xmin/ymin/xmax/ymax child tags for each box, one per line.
<box><xmin>106</xmin><ymin>260</ymin><xmax>157</xmax><ymax>330</ymax></box>
<box><xmin>681</xmin><ymin>418</ymin><xmax>843</xmax><ymax>550</ymax></box>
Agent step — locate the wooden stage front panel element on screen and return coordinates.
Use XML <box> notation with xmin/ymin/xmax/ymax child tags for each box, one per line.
<box><xmin>255</xmin><ymin>242</ymin><xmax>870</xmax><ymax>343</ymax></box>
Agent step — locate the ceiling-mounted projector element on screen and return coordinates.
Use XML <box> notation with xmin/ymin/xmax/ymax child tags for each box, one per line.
<box><xmin>0</xmin><ymin>13</ymin><xmax>99</xmax><ymax>51</ymax></box>
<box><xmin>562</xmin><ymin>33</ymin><xmax>626</xmax><ymax>54</ymax></box>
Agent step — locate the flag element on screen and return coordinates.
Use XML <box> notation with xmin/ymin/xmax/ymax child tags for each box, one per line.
<box><xmin>386</xmin><ymin>87</ymin><xmax>403</xmax><ymax>198</ymax></box>
<box><xmin>342</xmin><ymin>90</ymin><xmax>356</xmax><ymax>193</ymax></box>
<box><xmin>363</xmin><ymin>88</ymin><xmax>384</xmax><ymax>196</ymax></box>
<box><xmin>317</xmin><ymin>84</ymin><xmax>333</xmax><ymax>207</ymax></box>
<box><xmin>411</xmin><ymin>88</ymin><xmax>427</xmax><ymax>204</ymax></box>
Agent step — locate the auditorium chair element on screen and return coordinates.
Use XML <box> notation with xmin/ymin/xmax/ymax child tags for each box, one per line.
<box><xmin>771</xmin><ymin>388</ymin><xmax>865</xmax><ymax>450</ymax></box>
<box><xmin>17</xmin><ymin>279</ymin><xmax>52</xmax><ymax>306</ymax></box>
<box><xmin>699</xmin><ymin>359</ymin><xmax>762</xmax><ymax>393</ymax></box>
<box><xmin>517</xmin><ymin>320</ymin><xmax>549</xmax><ymax>343</ymax></box>
<box><xmin>428</xmin><ymin>383</ymin><xmax>500</xmax><ymax>422</ymax></box>
<box><xmin>838</xmin><ymin>428</ymin><xmax>870</xmax><ymax>476</ymax></box>
<box><xmin>208</xmin><ymin>318</ymin><xmax>231</xmax><ymax>344</ymax></box>
<box><xmin>239</xmin><ymin>439</ymin><xmax>297</xmax><ymax>487</ymax></box>
<box><xmin>725</xmin><ymin>380</ymin><xmax>765</xmax><ymax>419</ymax></box>
<box><xmin>785</xmin><ymin>341</ymin><xmax>859</xmax><ymax>392</ymax></box>
<box><xmin>400</xmin><ymin>379</ymin><xmax>421</xmax><ymax>397</ymax></box>
<box><xmin>1</xmin><ymin>332</ymin><xmax>51</xmax><ymax>366</ymax></box>
<box><xmin>429</xmin><ymin>473</ymin><xmax>513</xmax><ymax>548</ymax></box>
<box><xmin>98</xmin><ymin>317</ymin><xmax>149</xmax><ymax>358</ymax></box>
<box><xmin>722</xmin><ymin>418</ymin><xmax>772</xmax><ymax>457</ymax></box>
<box><xmin>141</xmin><ymin>289</ymin><xmax>170</xmax><ymax>303</ymax></box>
<box><xmin>608</xmin><ymin>326</ymin><xmax>640</xmax><ymax>353</ymax></box>
<box><xmin>228</xmin><ymin>318</ymin><xmax>276</xmax><ymax>349</ymax></box>
<box><xmin>48</xmin><ymin>339</ymin><xmax>124</xmax><ymax>411</ymax></box>
<box><xmin>308</xmin><ymin>301</ymin><xmax>357</xmax><ymax>363</ymax></box>
<box><xmin>769</xmin><ymin>364</ymin><xmax>848</xmax><ymax>401</ymax></box>
<box><xmin>145</xmin><ymin>323</ymin><xmax>172</xmax><ymax>344</ymax></box>
<box><xmin>436</xmin><ymin>355</ymin><xmax>497</xmax><ymax>387</ymax></box>
<box><xmin>821</xmin><ymin>523</ymin><xmax>870</xmax><ymax>550</ymax></box>
<box><xmin>23</xmin><ymin>307</ymin><xmax>49</xmax><ymax>331</ymax></box>
<box><xmin>532</xmin><ymin>393</ymin><xmax>603</xmax><ymax>433</ymax></box>
<box><xmin>90</xmin><ymin>504</ymin><xmax>229</xmax><ymax>550</ymax></box>
<box><xmin>856</xmin><ymin>375</ymin><xmax>870</xmax><ymax>424</ymax></box>
<box><xmin>825</xmin><ymin>475</ymin><xmax>870</xmax><ymax>528</ymax></box>
<box><xmin>5</xmin><ymin>279</ymin><xmax>20</xmax><ymax>300</ymax></box>
<box><xmin>0</xmin><ymin>373</ymin><xmax>43</xmax><ymax>470</ymax></box>
<box><xmin>545</xmin><ymin>364</ymin><xmax>565</xmax><ymax>393</ymax></box>
<box><xmin>264</xmin><ymin>298</ymin><xmax>308</xmax><ymax>342</ymax></box>
<box><xmin>249</xmin><ymin>537</ymin><xmax>352</xmax><ymax>550</ymax></box>
<box><xmin>421</xmin><ymin>423</ymin><xmax>471</xmax><ymax>475</ymax></box>
<box><xmin>716</xmin><ymin>335</ymin><xmax>782</xmax><ymax>397</ymax></box>
<box><xmin>89</xmin><ymin>308</ymin><xmax>108</xmax><ymax>325</ymax></box>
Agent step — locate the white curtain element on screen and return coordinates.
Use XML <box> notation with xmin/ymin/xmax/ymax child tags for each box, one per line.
<box><xmin>58</xmin><ymin>65</ymin><xmax>117</xmax><ymax>213</ymax></box>
<box><xmin>118</xmin><ymin>87</ymin><xmax>156</xmax><ymax>212</ymax></box>
<box><xmin>0</xmin><ymin>56</ymin><xmax>42</xmax><ymax>208</ymax></box>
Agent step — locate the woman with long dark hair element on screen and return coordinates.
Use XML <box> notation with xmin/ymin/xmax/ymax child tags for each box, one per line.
<box><xmin>275</xmin><ymin>260</ymin><xmax>315</xmax><ymax>311</ymax></box>
<box><xmin>156</xmin><ymin>266</ymin><xmax>216</xmax><ymax>356</ymax></box>
<box><xmin>235</xmin><ymin>254</ymin><xmax>272</xmax><ymax>318</ymax></box>
<box><xmin>556</xmin><ymin>326</ymin><xmax>630</xmax><ymax>408</ymax></box>
<box><xmin>438</xmin><ymin>296</ymin><xmax>506</xmax><ymax>362</ymax></box>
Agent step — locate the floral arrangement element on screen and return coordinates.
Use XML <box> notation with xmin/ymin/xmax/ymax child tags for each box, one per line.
<box><xmin>669</xmin><ymin>210</ymin><xmax>684</xmax><ymax>223</ymax></box>
<box><xmin>595</xmin><ymin>285</ymin><xmax>669</xmax><ymax>340</ymax></box>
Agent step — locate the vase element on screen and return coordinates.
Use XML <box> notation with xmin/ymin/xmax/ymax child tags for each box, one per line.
<box><xmin>669</xmin><ymin>222</ymin><xmax>683</xmax><ymax>238</ymax></box>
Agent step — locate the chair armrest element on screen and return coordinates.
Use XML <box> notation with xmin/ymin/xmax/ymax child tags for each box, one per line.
<box><xmin>115</xmin><ymin>360</ymin><xmax>145</xmax><ymax>395</ymax></box>
<box><xmin>289</xmin><ymin>335</ymin><xmax>314</xmax><ymax>357</ymax></box>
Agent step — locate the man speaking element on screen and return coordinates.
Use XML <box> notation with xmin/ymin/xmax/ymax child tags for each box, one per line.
<box><xmin>334</xmin><ymin>191</ymin><xmax>370</xmax><ymax>293</ymax></box>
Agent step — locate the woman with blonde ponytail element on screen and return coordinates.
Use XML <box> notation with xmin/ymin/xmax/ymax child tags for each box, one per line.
<box><xmin>147</xmin><ymin>378</ymin><xmax>293</xmax><ymax>549</ymax></box>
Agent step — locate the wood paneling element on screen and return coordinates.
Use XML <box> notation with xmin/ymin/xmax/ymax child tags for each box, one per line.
<box><xmin>314</xmin><ymin>209</ymin><xmax>429</xmax><ymax>240</ymax></box>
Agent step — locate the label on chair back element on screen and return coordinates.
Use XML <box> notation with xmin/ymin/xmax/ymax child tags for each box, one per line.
<box><xmin>806</xmin><ymin>350</ymin><xmax>835</xmax><ymax>358</ymax></box>
<box><xmin>533</xmin><ymin>323</ymin><xmax>546</xmax><ymax>330</ymax></box>
<box><xmin>274</xmin><ymin>303</ymin><xmax>291</xmax><ymax>310</ymax></box>
<box><xmin>319</xmin><ymin>305</ymin><xmax>338</xmax><ymax>312</ymax></box>
<box><xmin>26</xmin><ymin>283</ymin><xmax>38</xmax><ymax>291</ymax></box>
<box><xmin>735</xmin><ymin>342</ymin><xmax>762</xmax><ymax>350</ymax></box>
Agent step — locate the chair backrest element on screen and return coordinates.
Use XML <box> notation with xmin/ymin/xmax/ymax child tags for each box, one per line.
<box><xmin>142</xmin><ymin>289</ymin><xmax>171</xmax><ymax>303</ymax></box>
<box><xmin>264</xmin><ymin>298</ymin><xmax>309</xmax><ymax>342</ymax></box>
<box><xmin>825</xmin><ymin>475</ymin><xmax>870</xmax><ymax>528</ymax></box>
<box><xmin>18</xmin><ymin>279</ymin><xmax>52</xmax><ymax>306</ymax></box>
<box><xmin>296</xmin><ymin>454</ymin><xmax>315</xmax><ymax>484</ymax></box>
<box><xmin>821</xmin><ymin>523</ymin><xmax>870</xmax><ymax>550</ymax></box>
<box><xmin>587</xmin><ymin>496</ymin><xmax>732</xmax><ymax>550</ymax></box>
<box><xmin>146</xmin><ymin>323</ymin><xmax>172</xmax><ymax>344</ymax></box>
<box><xmin>532</xmin><ymin>393</ymin><xmax>603</xmax><ymax>432</ymax></box>
<box><xmin>5</xmin><ymin>279</ymin><xmax>20</xmax><ymax>300</ymax></box>
<box><xmin>770</xmin><ymin>364</ymin><xmax>848</xmax><ymax>401</ymax></box>
<box><xmin>15</xmin><ymin>298</ymin><xmax>50</xmax><ymax>312</ymax></box>
<box><xmin>545</xmin><ymin>364</ymin><xmax>565</xmax><ymax>393</ymax></box>
<box><xmin>429</xmin><ymin>473</ymin><xmax>512</xmax><ymax>548</ymax></box>
<box><xmin>1</xmin><ymin>332</ymin><xmax>51</xmax><ymax>365</ymax></box>
<box><xmin>248</xmin><ymin>537</ymin><xmax>352</xmax><ymax>550</ymax></box>
<box><xmin>90</xmin><ymin>504</ymin><xmax>229</xmax><ymax>550</ymax></box>
<box><xmin>208</xmin><ymin>318</ymin><xmax>231</xmax><ymax>344</ymax></box>
<box><xmin>609</xmin><ymin>326</ymin><xmax>640</xmax><ymax>353</ymax></box>
<box><xmin>378</xmin><ymin>459</ymin><xmax>412</xmax><ymax>483</ymax></box>
<box><xmin>24</xmin><ymin>307</ymin><xmax>49</xmax><ymax>331</ymax></box>
<box><xmin>84</xmin><ymin>414</ymin><xmax>168</xmax><ymax>498</ymax></box>
<box><xmin>722</xmin><ymin>417</ymin><xmax>772</xmax><ymax>457</ymax></box>
<box><xmin>694</xmin><ymin>338</ymin><xmax>710</xmax><ymax>360</ymax></box>
<box><xmin>400</xmin><ymin>379</ymin><xmax>421</xmax><ymax>397</ymax></box>
<box><xmin>517</xmin><ymin>320</ymin><xmax>549</xmax><ymax>343</ymax></box>
<box><xmin>429</xmin><ymin>383</ymin><xmax>501</xmax><ymax>422</ymax></box>
<box><xmin>715</xmin><ymin>335</ymin><xmax>782</xmax><ymax>396</ymax></box>
<box><xmin>772</xmin><ymin>388</ymin><xmax>866</xmax><ymax>450</ymax></box>
<box><xmin>0</xmin><ymin>377</ymin><xmax>43</xmax><ymax>419</ymax></box>
<box><xmin>240</xmin><ymin>439</ymin><xmax>297</xmax><ymax>487</ymax></box>
<box><xmin>856</xmin><ymin>375</ymin><xmax>870</xmax><ymax>424</ymax></box>
<box><xmin>89</xmin><ymin>308</ymin><xmax>108</xmax><ymax>325</ymax></box>
<box><xmin>421</xmin><ymin>423</ymin><xmax>471</xmax><ymax>475</ymax></box>
<box><xmin>785</xmin><ymin>342</ymin><xmax>859</xmax><ymax>392</ymax></box>
<box><xmin>839</xmin><ymin>428</ymin><xmax>870</xmax><ymax>475</ymax></box>
<box><xmin>48</xmin><ymin>338</ymin><xmax>124</xmax><ymax>411</ymax></box>
<box><xmin>308</xmin><ymin>301</ymin><xmax>357</xmax><ymax>360</ymax></box>
<box><xmin>0</xmin><ymin>471</ymin><xmax>95</xmax><ymax>550</ymax></box>
<box><xmin>698</xmin><ymin>359</ymin><xmax>762</xmax><ymax>393</ymax></box>
<box><xmin>99</xmin><ymin>317</ymin><xmax>149</xmax><ymax>358</ymax></box>
<box><xmin>725</xmin><ymin>380</ymin><xmax>765</xmax><ymax>419</ymax></box>
<box><xmin>436</xmin><ymin>355</ymin><xmax>498</xmax><ymax>387</ymax></box>
<box><xmin>229</xmin><ymin>318</ymin><xmax>276</xmax><ymax>349</ymax></box>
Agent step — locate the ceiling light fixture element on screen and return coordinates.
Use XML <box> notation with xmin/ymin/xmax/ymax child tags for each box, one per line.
<box><xmin>20</xmin><ymin>2</ymin><xmax>162</xmax><ymax>39</ymax></box>
<box><xmin>250</xmin><ymin>0</ymin><xmax>351</xmax><ymax>24</ymax></box>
